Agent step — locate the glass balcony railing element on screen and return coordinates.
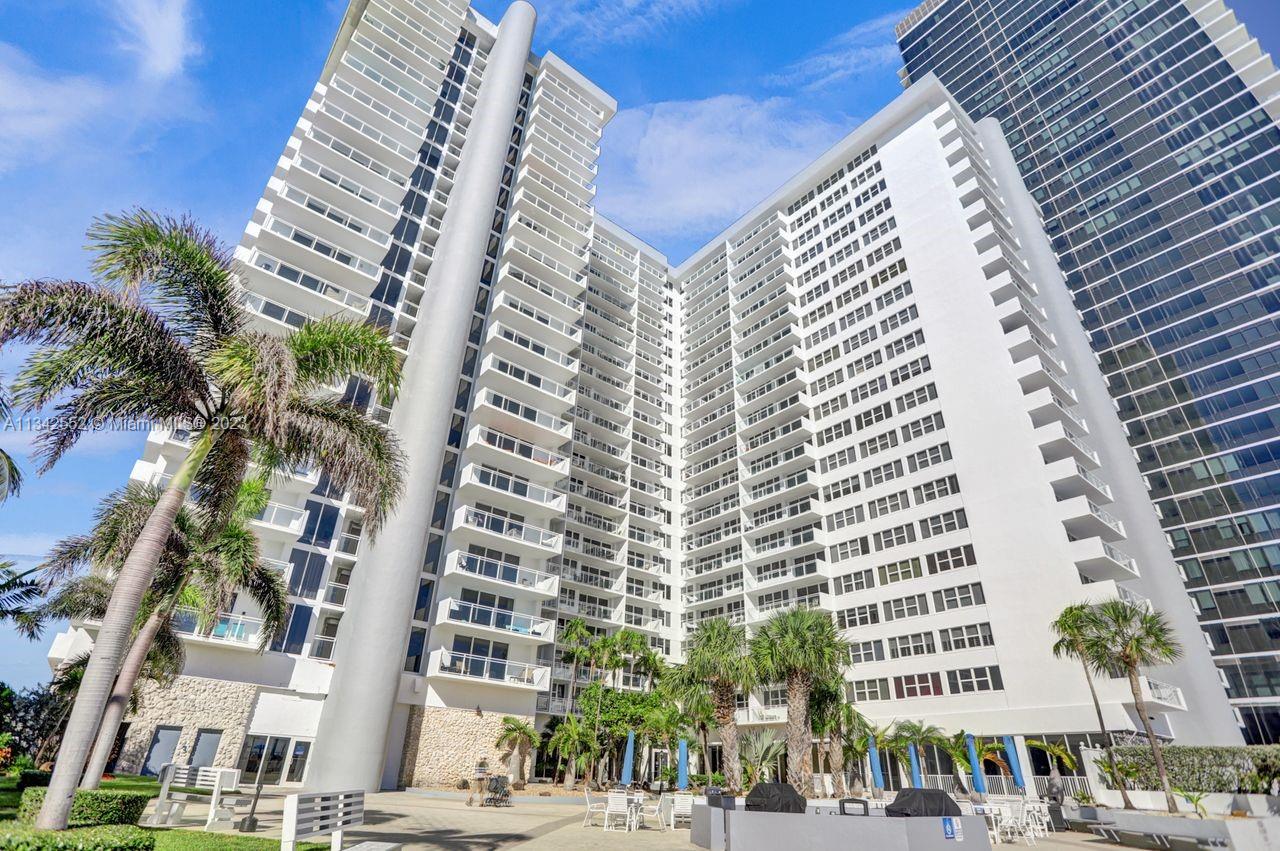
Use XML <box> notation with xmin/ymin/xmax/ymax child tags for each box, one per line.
<box><xmin>430</xmin><ymin>649</ymin><xmax>549</xmax><ymax>688</ymax></box>
<box><xmin>454</xmin><ymin>552</ymin><xmax>557</xmax><ymax>592</ymax></box>
<box><xmin>171</xmin><ymin>608</ymin><xmax>263</xmax><ymax>647</ymax></box>
<box><xmin>254</xmin><ymin>501</ymin><xmax>307</xmax><ymax>532</ymax></box>
<box><xmin>458</xmin><ymin>507</ymin><xmax>560</xmax><ymax>549</ymax></box>
<box><xmin>444</xmin><ymin>599</ymin><xmax>554</xmax><ymax>639</ymax></box>
<box><xmin>465</xmin><ymin>466</ymin><xmax>563</xmax><ymax>507</ymax></box>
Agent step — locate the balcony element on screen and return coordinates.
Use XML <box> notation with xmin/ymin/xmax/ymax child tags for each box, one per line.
<box><xmin>467</xmin><ymin>426</ymin><xmax>570</xmax><ymax>479</ymax></box>
<box><xmin>1036</xmin><ymin>421</ymin><xmax>1100</xmax><ymax>467</ymax></box>
<box><xmin>439</xmin><ymin>598</ymin><xmax>556</xmax><ymax>643</ymax></box>
<box><xmin>1138</xmin><ymin>677</ymin><xmax>1186</xmax><ymax>712</ymax></box>
<box><xmin>425</xmin><ymin>648</ymin><xmax>551</xmax><ymax>691</ymax></box>
<box><xmin>1070</xmin><ymin>538</ymin><xmax>1141</xmax><ymax>582</ymax></box>
<box><xmin>1045</xmin><ymin>457</ymin><xmax>1112</xmax><ymax>502</ymax></box>
<box><xmin>458</xmin><ymin>464</ymin><xmax>567</xmax><ymax>513</ymax></box>
<box><xmin>445</xmin><ymin>551</ymin><xmax>558</xmax><ymax>596</ymax></box>
<box><xmin>472</xmin><ymin>389</ymin><xmax>572</xmax><ymax>445</ymax></box>
<box><xmin>536</xmin><ymin>694</ymin><xmax>579</xmax><ymax>715</ymax></box>
<box><xmin>734</xmin><ymin>706</ymin><xmax>786</xmax><ymax>726</ymax></box>
<box><xmin>1059</xmin><ymin>496</ymin><xmax>1125</xmax><ymax>541</ymax></box>
<box><xmin>334</xmin><ymin>532</ymin><xmax>361</xmax><ymax>559</ymax></box>
<box><xmin>170</xmin><ymin>608</ymin><xmax>263</xmax><ymax>650</ymax></box>
<box><xmin>453</xmin><ymin>506</ymin><xmax>561</xmax><ymax>555</ymax></box>
<box><xmin>317</xmin><ymin>581</ymin><xmax>348</xmax><ymax>609</ymax></box>
<box><xmin>252</xmin><ymin>501</ymin><xmax>308</xmax><ymax>535</ymax></box>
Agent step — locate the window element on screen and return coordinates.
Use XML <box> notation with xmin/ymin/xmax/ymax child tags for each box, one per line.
<box><xmin>883</xmin><ymin>593</ymin><xmax>928</xmax><ymax>621</ymax></box>
<box><xmin>890</xmin><ymin>355</ymin><xmax>931</xmax><ymax>385</ymax></box>
<box><xmin>821</xmin><ymin>447</ymin><xmax>857</xmax><ymax>473</ymax></box>
<box><xmin>853</xmin><ymin>678</ymin><xmax>891</xmax><ymax>701</ymax></box>
<box><xmin>813</xmin><ymin>369</ymin><xmax>844</xmax><ymax>394</ymax></box>
<box><xmin>927</xmin><ymin>544</ymin><xmax>977</xmax><ymax>574</ymax></box>
<box><xmin>895</xmin><ymin>383</ymin><xmax>937</xmax><ymax>413</ymax></box>
<box><xmin>834</xmin><ymin>569</ymin><xmax>874</xmax><ymax>593</ymax></box>
<box><xmin>837</xmin><ymin>604</ymin><xmax>879</xmax><ymax>628</ymax></box>
<box><xmin>823</xmin><ymin>476</ymin><xmax>861</xmax><ymax>501</ymax></box>
<box><xmin>855</xmin><ymin>403</ymin><xmax>893</xmax><ymax>430</ymax></box>
<box><xmin>761</xmin><ymin>686</ymin><xmax>788</xmax><ymax>707</ymax></box>
<box><xmin>188</xmin><ymin>729</ymin><xmax>223</xmax><ymax>770</ymax></box>
<box><xmin>404</xmin><ymin>626</ymin><xmax>427</xmax><ymax>673</ymax></box>
<box><xmin>914</xmin><ymin>475</ymin><xmax>960</xmax><ymax>504</ymax></box>
<box><xmin>894</xmin><ymin>671</ymin><xmax>943</xmax><ymax>698</ymax></box>
<box><xmin>878</xmin><ymin>557</ymin><xmax>923</xmax><ymax>585</ymax></box>
<box><xmin>850</xmin><ymin>640</ymin><xmax>885</xmax><ymax>664</ymax></box>
<box><xmin>907</xmin><ymin>442</ymin><xmax>952</xmax><ymax>472</ymax></box>
<box><xmin>920</xmin><ymin>508</ymin><xmax>968</xmax><ymax>538</ymax></box>
<box><xmin>859</xmin><ymin>430</ymin><xmax>898</xmax><ymax>458</ymax></box>
<box><xmin>816</xmin><ymin>394</ymin><xmax>849</xmax><ymax>420</ymax></box>
<box><xmin>940</xmin><ymin>622</ymin><xmax>994</xmax><ymax>652</ymax></box>
<box><xmin>876</xmin><ymin>280</ymin><xmax>913</xmax><ymax>310</ymax></box>
<box><xmin>868</xmin><ymin>490</ymin><xmax>910</xmax><ymax>519</ymax></box>
<box><xmin>880</xmin><ymin>304</ymin><xmax>918</xmax><ymax>333</ymax></box>
<box><xmin>884</xmin><ymin>329</ymin><xmax>925</xmax><ymax>359</ymax></box>
<box><xmin>853</xmin><ymin>375</ymin><xmax>888</xmax><ymax>402</ymax></box>
<box><xmin>864</xmin><ymin>459</ymin><xmax>904</xmax><ymax>487</ymax></box>
<box><xmin>888</xmin><ymin>631</ymin><xmax>936</xmax><ymax>659</ymax></box>
<box><xmin>817</xmin><ymin>420</ymin><xmax>853</xmax><ymax>446</ymax></box>
<box><xmin>874</xmin><ymin>523</ymin><xmax>916</xmax><ymax>551</ymax></box>
<box><xmin>933</xmin><ymin>582</ymin><xmax>986</xmax><ymax>611</ymax></box>
<box><xmin>830</xmin><ymin>537</ymin><xmax>870</xmax><ymax>561</ymax></box>
<box><xmin>902</xmin><ymin>412</ymin><xmax>945</xmax><ymax>442</ymax></box>
<box><xmin>850</xmin><ymin>351</ymin><xmax>883</xmax><ymax>375</ymax></box>
<box><xmin>947</xmin><ymin>666</ymin><xmax>1003</xmax><ymax>694</ymax></box>
<box><xmin>828</xmin><ymin>506</ymin><xmax>865</xmax><ymax>530</ymax></box>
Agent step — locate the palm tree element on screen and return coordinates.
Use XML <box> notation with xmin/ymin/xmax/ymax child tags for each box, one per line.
<box><xmin>495</xmin><ymin>716</ymin><xmax>538</xmax><ymax>783</ymax></box>
<box><xmin>682</xmin><ymin>618</ymin><xmax>754</xmax><ymax>792</ymax></box>
<box><xmin>0</xmin><ymin>380</ymin><xmax>21</xmax><ymax>503</ymax></box>
<box><xmin>739</xmin><ymin>730</ymin><xmax>785</xmax><ymax>789</ymax></box>
<box><xmin>0</xmin><ymin>562</ymin><xmax>42</xmax><ymax>633</ymax></box>
<box><xmin>1084</xmin><ymin>599</ymin><xmax>1183</xmax><ymax>813</ymax></box>
<box><xmin>1027</xmin><ymin>738</ymin><xmax>1077</xmax><ymax>798</ymax></box>
<box><xmin>559</xmin><ymin>617</ymin><xmax>593</xmax><ymax>712</ymax></box>
<box><xmin>546</xmin><ymin>713</ymin><xmax>595</xmax><ymax>790</ymax></box>
<box><xmin>51</xmin><ymin>480</ymin><xmax>287</xmax><ymax>788</ymax></box>
<box><xmin>659</xmin><ymin>663</ymin><xmax>715</xmax><ymax>767</ymax></box>
<box><xmin>808</xmin><ymin>674</ymin><xmax>849</xmax><ymax>796</ymax></box>
<box><xmin>837</xmin><ymin>705</ymin><xmax>873</xmax><ymax>794</ymax></box>
<box><xmin>939</xmin><ymin>732</ymin><xmax>976</xmax><ymax>796</ymax></box>
<box><xmin>2</xmin><ymin>211</ymin><xmax>405</xmax><ymax>830</ymax></box>
<box><xmin>642</xmin><ymin>702</ymin><xmax>696</xmax><ymax>784</ymax></box>
<box><xmin>751</xmin><ymin>608</ymin><xmax>849</xmax><ymax>795</ymax></box>
<box><xmin>889</xmin><ymin>720</ymin><xmax>944</xmax><ymax>786</ymax></box>
<box><xmin>1051</xmin><ymin>602</ymin><xmax>1134</xmax><ymax>809</ymax></box>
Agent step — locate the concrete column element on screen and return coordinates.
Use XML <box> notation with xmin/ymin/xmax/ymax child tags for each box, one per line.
<box><xmin>306</xmin><ymin>0</ymin><xmax>537</xmax><ymax>793</ymax></box>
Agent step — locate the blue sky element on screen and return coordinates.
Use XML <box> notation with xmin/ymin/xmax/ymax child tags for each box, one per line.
<box><xmin>1</xmin><ymin>0</ymin><xmax>1277</xmax><ymax>688</ymax></box>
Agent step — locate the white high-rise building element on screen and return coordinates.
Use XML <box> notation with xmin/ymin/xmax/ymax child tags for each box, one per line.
<box><xmin>49</xmin><ymin>0</ymin><xmax>1241</xmax><ymax>792</ymax></box>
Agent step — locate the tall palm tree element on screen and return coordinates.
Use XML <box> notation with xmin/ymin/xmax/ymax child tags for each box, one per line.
<box><xmin>1051</xmin><ymin>603</ymin><xmax>1134</xmax><ymax>809</ymax></box>
<box><xmin>1</xmin><ymin>211</ymin><xmax>405</xmax><ymax>830</ymax></box>
<box><xmin>495</xmin><ymin>716</ymin><xmax>538</xmax><ymax>783</ymax></box>
<box><xmin>559</xmin><ymin>617</ymin><xmax>593</xmax><ymax>712</ymax></box>
<box><xmin>1084</xmin><ymin>599</ymin><xmax>1183</xmax><ymax>813</ymax></box>
<box><xmin>837</xmin><ymin>704</ymin><xmax>873</xmax><ymax>793</ymax></box>
<box><xmin>807</xmin><ymin>674</ymin><xmax>849</xmax><ymax>796</ymax></box>
<box><xmin>751</xmin><ymin>608</ymin><xmax>849</xmax><ymax>795</ymax></box>
<box><xmin>659</xmin><ymin>663</ymin><xmax>715</xmax><ymax>767</ymax></box>
<box><xmin>682</xmin><ymin>618</ymin><xmax>754</xmax><ymax>792</ymax></box>
<box><xmin>51</xmin><ymin>480</ymin><xmax>287</xmax><ymax>788</ymax></box>
<box><xmin>1027</xmin><ymin>738</ymin><xmax>1078</xmax><ymax>797</ymax></box>
<box><xmin>940</xmin><ymin>732</ymin><xmax>975</xmax><ymax>795</ymax></box>
<box><xmin>546</xmin><ymin>713</ymin><xmax>595</xmax><ymax>790</ymax></box>
<box><xmin>0</xmin><ymin>380</ymin><xmax>21</xmax><ymax>503</ymax></box>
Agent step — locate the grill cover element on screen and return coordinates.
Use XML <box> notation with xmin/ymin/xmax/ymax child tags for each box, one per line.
<box><xmin>744</xmin><ymin>782</ymin><xmax>807</xmax><ymax>813</ymax></box>
<box><xmin>885</xmin><ymin>788</ymin><xmax>962</xmax><ymax>817</ymax></box>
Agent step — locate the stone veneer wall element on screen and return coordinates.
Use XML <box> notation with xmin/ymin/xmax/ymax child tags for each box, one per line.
<box><xmin>115</xmin><ymin>675</ymin><xmax>259</xmax><ymax>774</ymax></box>
<box><xmin>400</xmin><ymin>705</ymin><xmax>534</xmax><ymax>788</ymax></box>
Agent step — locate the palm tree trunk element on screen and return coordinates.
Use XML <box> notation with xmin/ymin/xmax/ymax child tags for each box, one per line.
<box><xmin>828</xmin><ymin>733</ymin><xmax>847</xmax><ymax>797</ymax></box>
<box><xmin>784</xmin><ymin>677</ymin><xmax>812</xmax><ymax>795</ymax></box>
<box><xmin>1080</xmin><ymin>655</ymin><xmax>1134</xmax><ymax>809</ymax></box>
<box><xmin>563</xmin><ymin>755</ymin><xmax>576</xmax><ymax>790</ymax></box>
<box><xmin>713</xmin><ymin>685</ymin><xmax>743</xmax><ymax>792</ymax></box>
<box><xmin>80</xmin><ymin>608</ymin><xmax>167</xmax><ymax>789</ymax></box>
<box><xmin>1127</xmin><ymin>667</ymin><xmax>1177</xmax><ymax>813</ymax></box>
<box><xmin>37</xmin><ymin>427</ymin><xmax>219</xmax><ymax>830</ymax></box>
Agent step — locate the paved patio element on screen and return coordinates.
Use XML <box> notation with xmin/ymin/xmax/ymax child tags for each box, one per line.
<box><xmin>154</xmin><ymin>790</ymin><xmax>1119</xmax><ymax>849</ymax></box>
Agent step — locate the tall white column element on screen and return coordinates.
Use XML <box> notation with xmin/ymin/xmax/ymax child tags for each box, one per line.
<box><xmin>306</xmin><ymin>0</ymin><xmax>538</xmax><ymax>793</ymax></box>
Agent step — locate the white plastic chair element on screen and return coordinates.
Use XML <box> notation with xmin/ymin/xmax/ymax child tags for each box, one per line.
<box><xmin>603</xmin><ymin>791</ymin><xmax>634</xmax><ymax>832</ymax></box>
<box><xmin>582</xmin><ymin>788</ymin><xmax>607</xmax><ymax>827</ymax></box>
<box><xmin>637</xmin><ymin>795</ymin><xmax>666</xmax><ymax>831</ymax></box>
<box><xmin>670</xmin><ymin>792</ymin><xmax>694</xmax><ymax>829</ymax></box>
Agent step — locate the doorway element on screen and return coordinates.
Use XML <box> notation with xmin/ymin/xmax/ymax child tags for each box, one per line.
<box><xmin>142</xmin><ymin>726</ymin><xmax>182</xmax><ymax>776</ymax></box>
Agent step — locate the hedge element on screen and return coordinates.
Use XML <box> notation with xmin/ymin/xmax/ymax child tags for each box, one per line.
<box><xmin>16</xmin><ymin>772</ymin><xmax>52</xmax><ymax>791</ymax></box>
<box><xmin>16</xmin><ymin>790</ymin><xmax>151</xmax><ymax>827</ymax></box>
<box><xmin>1104</xmin><ymin>745</ymin><xmax>1280</xmax><ymax>794</ymax></box>
<box><xmin>0</xmin><ymin>825</ymin><xmax>154</xmax><ymax>851</ymax></box>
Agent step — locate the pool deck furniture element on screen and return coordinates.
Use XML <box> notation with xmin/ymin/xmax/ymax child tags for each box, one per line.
<box><xmin>280</xmin><ymin>790</ymin><xmax>401</xmax><ymax>851</ymax></box>
<box><xmin>148</xmin><ymin>764</ymin><xmax>250</xmax><ymax>829</ymax></box>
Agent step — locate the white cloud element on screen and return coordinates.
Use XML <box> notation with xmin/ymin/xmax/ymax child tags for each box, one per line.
<box><xmin>535</xmin><ymin>0</ymin><xmax>738</xmax><ymax>46</ymax></box>
<box><xmin>595</xmin><ymin>94</ymin><xmax>851</xmax><ymax>240</ymax></box>
<box><xmin>0</xmin><ymin>532</ymin><xmax>62</xmax><ymax>560</ymax></box>
<box><xmin>767</xmin><ymin>9</ymin><xmax>908</xmax><ymax>91</ymax></box>
<box><xmin>0</xmin><ymin>0</ymin><xmax>201</xmax><ymax>173</ymax></box>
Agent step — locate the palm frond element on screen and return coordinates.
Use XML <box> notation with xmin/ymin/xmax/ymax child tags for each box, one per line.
<box><xmin>0</xmin><ymin>380</ymin><xmax>23</xmax><ymax>501</ymax></box>
<box><xmin>287</xmin><ymin>316</ymin><xmax>402</xmax><ymax>406</ymax></box>
<box><xmin>190</xmin><ymin>430</ymin><xmax>250</xmax><ymax>530</ymax></box>
<box><xmin>86</xmin><ymin>210</ymin><xmax>246</xmax><ymax>351</ymax></box>
<box><xmin>206</xmin><ymin>331</ymin><xmax>297</xmax><ymax>443</ymax></box>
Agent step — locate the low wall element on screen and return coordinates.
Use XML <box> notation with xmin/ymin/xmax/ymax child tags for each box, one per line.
<box><xmin>723</xmin><ymin>809</ymin><xmax>991</xmax><ymax>851</ymax></box>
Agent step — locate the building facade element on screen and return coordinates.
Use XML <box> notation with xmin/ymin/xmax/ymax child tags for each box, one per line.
<box><xmin>896</xmin><ymin>0</ymin><xmax>1280</xmax><ymax>743</ymax></box>
<box><xmin>49</xmin><ymin>0</ymin><xmax>1254</xmax><ymax>790</ymax></box>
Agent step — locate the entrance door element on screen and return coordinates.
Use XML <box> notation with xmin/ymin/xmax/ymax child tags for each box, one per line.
<box><xmin>142</xmin><ymin>726</ymin><xmax>182</xmax><ymax>776</ymax></box>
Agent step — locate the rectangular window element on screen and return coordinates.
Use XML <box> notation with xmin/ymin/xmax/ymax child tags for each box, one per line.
<box><xmin>890</xmin><ymin>355</ymin><xmax>931</xmax><ymax>385</ymax></box>
<box><xmin>864</xmin><ymin>459</ymin><xmax>904</xmax><ymax>488</ymax></box>
<box><xmin>907</xmin><ymin>442</ymin><xmax>952</xmax><ymax>472</ymax></box>
<box><xmin>834</xmin><ymin>569</ymin><xmax>874</xmax><ymax>593</ymax></box>
<box><xmin>884</xmin><ymin>329</ymin><xmax>925</xmax><ymax>359</ymax></box>
<box><xmin>920</xmin><ymin>508</ymin><xmax>968</xmax><ymax>538</ymax></box>
<box><xmin>868</xmin><ymin>490</ymin><xmax>910</xmax><ymax>519</ymax></box>
<box><xmin>880</xmin><ymin>304</ymin><xmax>918</xmax><ymax>334</ymax></box>
<box><xmin>859</xmin><ymin>430</ymin><xmax>898</xmax><ymax>458</ymax></box>
<box><xmin>895</xmin><ymin>383</ymin><xmax>937</xmax><ymax>414</ymax></box>
<box><xmin>830</xmin><ymin>537</ymin><xmax>870</xmax><ymax>561</ymax></box>
<box><xmin>853</xmin><ymin>678</ymin><xmax>891</xmax><ymax>701</ymax></box>
<box><xmin>823</xmin><ymin>476</ymin><xmax>861</xmax><ymax>501</ymax></box>
<box><xmin>894</xmin><ymin>671</ymin><xmax>943</xmax><ymax>698</ymax></box>
<box><xmin>874</xmin><ymin>523</ymin><xmax>916</xmax><ymax>551</ymax></box>
<box><xmin>901</xmin><ymin>412</ymin><xmax>945</xmax><ymax>442</ymax></box>
<box><xmin>947</xmin><ymin>666</ymin><xmax>1003</xmax><ymax>694</ymax></box>
<box><xmin>927</xmin><ymin>544</ymin><xmax>977</xmax><ymax>574</ymax></box>
<box><xmin>878</xmin><ymin>557</ymin><xmax>923</xmax><ymax>585</ymax></box>
<box><xmin>883</xmin><ymin>593</ymin><xmax>928</xmax><ymax>621</ymax></box>
<box><xmin>933</xmin><ymin>582</ymin><xmax>986</xmax><ymax>611</ymax></box>
<box><xmin>853</xmin><ymin>375</ymin><xmax>888</xmax><ymax>402</ymax></box>
<box><xmin>828</xmin><ymin>505</ymin><xmax>865</xmax><ymax>531</ymax></box>
<box><xmin>939</xmin><ymin>622</ymin><xmax>994</xmax><ymax>652</ymax></box>
<box><xmin>888</xmin><ymin>631</ymin><xmax>936</xmax><ymax>659</ymax></box>
<box><xmin>849</xmin><ymin>639</ymin><xmax>885</xmax><ymax>664</ymax></box>
<box><xmin>913</xmin><ymin>475</ymin><xmax>960</xmax><ymax>504</ymax></box>
<box><xmin>837</xmin><ymin>604</ymin><xmax>879</xmax><ymax>628</ymax></box>
<box><xmin>855</xmin><ymin>402</ymin><xmax>893</xmax><ymax>430</ymax></box>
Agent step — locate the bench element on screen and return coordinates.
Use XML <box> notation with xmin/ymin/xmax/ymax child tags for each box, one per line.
<box><xmin>281</xmin><ymin>790</ymin><xmax>400</xmax><ymax>851</ymax></box>
<box><xmin>148</xmin><ymin>764</ymin><xmax>252</xmax><ymax>829</ymax></box>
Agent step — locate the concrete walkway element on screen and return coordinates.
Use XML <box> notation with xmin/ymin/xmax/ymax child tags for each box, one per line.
<box><xmin>154</xmin><ymin>790</ymin><xmax>1118</xmax><ymax>849</ymax></box>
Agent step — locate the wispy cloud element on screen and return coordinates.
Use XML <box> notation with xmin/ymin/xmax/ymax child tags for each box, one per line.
<box><xmin>0</xmin><ymin>0</ymin><xmax>202</xmax><ymax>173</ymax></box>
<box><xmin>596</xmin><ymin>94</ymin><xmax>850</xmax><ymax>240</ymax></box>
<box><xmin>766</xmin><ymin>9</ymin><xmax>908</xmax><ymax>91</ymax></box>
<box><xmin>535</xmin><ymin>0</ymin><xmax>739</xmax><ymax>46</ymax></box>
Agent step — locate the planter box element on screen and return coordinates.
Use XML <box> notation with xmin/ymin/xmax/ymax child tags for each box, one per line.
<box><xmin>1093</xmin><ymin>810</ymin><xmax>1280</xmax><ymax>851</ymax></box>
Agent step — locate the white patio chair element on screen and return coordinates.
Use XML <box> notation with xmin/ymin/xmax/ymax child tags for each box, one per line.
<box><xmin>637</xmin><ymin>795</ymin><xmax>666</xmax><ymax>831</ymax></box>
<box><xmin>998</xmin><ymin>800</ymin><xmax>1036</xmax><ymax>847</ymax></box>
<box><xmin>603</xmin><ymin>791</ymin><xmax>634</xmax><ymax>832</ymax></box>
<box><xmin>670</xmin><ymin>792</ymin><xmax>694</xmax><ymax>829</ymax></box>
<box><xmin>582</xmin><ymin>788</ymin><xmax>607</xmax><ymax>827</ymax></box>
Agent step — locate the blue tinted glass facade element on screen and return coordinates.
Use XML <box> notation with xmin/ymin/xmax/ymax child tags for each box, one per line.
<box><xmin>899</xmin><ymin>0</ymin><xmax>1280</xmax><ymax>743</ymax></box>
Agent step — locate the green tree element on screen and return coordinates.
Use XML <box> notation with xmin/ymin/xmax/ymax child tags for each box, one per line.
<box><xmin>659</xmin><ymin>663</ymin><xmax>715</xmax><ymax>770</ymax></box>
<box><xmin>1051</xmin><ymin>602</ymin><xmax>1134</xmax><ymax>809</ymax></box>
<box><xmin>837</xmin><ymin>705</ymin><xmax>874</xmax><ymax>792</ymax></box>
<box><xmin>0</xmin><ymin>380</ymin><xmax>21</xmax><ymax>503</ymax></box>
<box><xmin>1</xmin><ymin>211</ymin><xmax>404</xmax><ymax>830</ymax></box>
<box><xmin>939</xmin><ymin>732</ymin><xmax>975</xmax><ymax>795</ymax></box>
<box><xmin>546</xmin><ymin>713</ymin><xmax>596</xmax><ymax>790</ymax></box>
<box><xmin>1084</xmin><ymin>599</ymin><xmax>1183</xmax><ymax>813</ymax></box>
<box><xmin>751</xmin><ymin>608</ymin><xmax>849</xmax><ymax>795</ymax></box>
<box><xmin>888</xmin><ymin>720</ymin><xmax>944</xmax><ymax>785</ymax></box>
<box><xmin>1027</xmin><ymin>738</ymin><xmax>1078</xmax><ymax>795</ymax></box>
<box><xmin>495</xmin><ymin>716</ymin><xmax>538</xmax><ymax>783</ymax></box>
<box><xmin>30</xmin><ymin>479</ymin><xmax>287</xmax><ymax>788</ymax></box>
<box><xmin>739</xmin><ymin>730</ymin><xmax>785</xmax><ymax>789</ymax></box>
<box><xmin>808</xmin><ymin>674</ymin><xmax>849</xmax><ymax>796</ymax></box>
<box><xmin>559</xmin><ymin>617</ymin><xmax>593</xmax><ymax>713</ymax></box>
<box><xmin>682</xmin><ymin>618</ymin><xmax>754</xmax><ymax>792</ymax></box>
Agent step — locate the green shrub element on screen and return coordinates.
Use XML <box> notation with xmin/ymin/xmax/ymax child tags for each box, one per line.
<box><xmin>0</xmin><ymin>824</ymin><xmax>154</xmax><ymax>850</ymax></box>
<box><xmin>17</xmin><ymin>771</ymin><xmax>51</xmax><ymax>791</ymax></box>
<box><xmin>17</xmin><ymin>789</ymin><xmax>151</xmax><ymax>827</ymax></box>
<box><xmin>1110</xmin><ymin>745</ymin><xmax>1280</xmax><ymax>794</ymax></box>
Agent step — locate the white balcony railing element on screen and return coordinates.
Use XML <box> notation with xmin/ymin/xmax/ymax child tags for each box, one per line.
<box><xmin>254</xmin><ymin>501</ymin><xmax>308</xmax><ymax>532</ymax></box>
<box><xmin>171</xmin><ymin>608</ymin><xmax>263</xmax><ymax>647</ymax></box>
<box><xmin>443</xmin><ymin>599</ymin><xmax>555</xmax><ymax>640</ymax></box>
<box><xmin>427</xmin><ymin>648</ymin><xmax>551</xmax><ymax>689</ymax></box>
<box><xmin>456</xmin><ymin>506</ymin><xmax>561</xmax><ymax>550</ymax></box>
<box><xmin>452</xmin><ymin>552</ymin><xmax>558</xmax><ymax>594</ymax></box>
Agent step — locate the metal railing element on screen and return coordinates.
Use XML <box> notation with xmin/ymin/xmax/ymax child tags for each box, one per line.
<box><xmin>444</xmin><ymin>599</ymin><xmax>554</xmax><ymax>639</ymax></box>
<box><xmin>432</xmin><ymin>649</ymin><xmax>548</xmax><ymax>687</ymax></box>
<box><xmin>454</xmin><ymin>552</ymin><xmax>556</xmax><ymax>592</ymax></box>
<box><xmin>458</xmin><ymin>507</ymin><xmax>560</xmax><ymax>549</ymax></box>
<box><xmin>171</xmin><ymin>608</ymin><xmax>263</xmax><ymax>647</ymax></box>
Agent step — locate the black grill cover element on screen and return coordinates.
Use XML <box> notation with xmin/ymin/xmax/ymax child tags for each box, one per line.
<box><xmin>885</xmin><ymin>788</ymin><xmax>962</xmax><ymax>818</ymax></box>
<box><xmin>744</xmin><ymin>782</ymin><xmax>807</xmax><ymax>813</ymax></box>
